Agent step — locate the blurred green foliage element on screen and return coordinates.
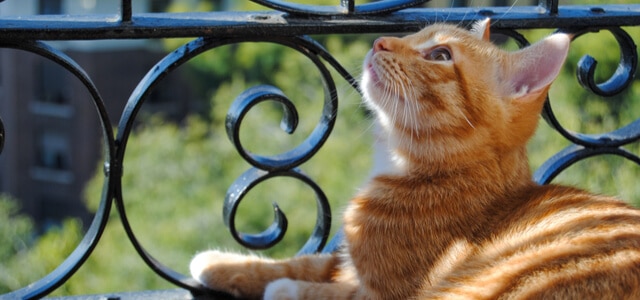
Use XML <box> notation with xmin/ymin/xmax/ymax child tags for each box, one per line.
<box><xmin>1</xmin><ymin>0</ymin><xmax>639</xmax><ymax>296</ymax></box>
<box><xmin>0</xmin><ymin>195</ymin><xmax>83</xmax><ymax>294</ymax></box>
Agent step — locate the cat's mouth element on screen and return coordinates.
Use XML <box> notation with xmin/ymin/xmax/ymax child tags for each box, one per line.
<box><xmin>365</xmin><ymin>62</ymin><xmax>407</xmax><ymax>105</ymax></box>
<box><xmin>364</xmin><ymin>51</ymin><xmax>381</xmax><ymax>84</ymax></box>
<box><xmin>365</xmin><ymin>62</ymin><xmax>381</xmax><ymax>85</ymax></box>
<box><xmin>365</xmin><ymin>62</ymin><xmax>392</xmax><ymax>95</ymax></box>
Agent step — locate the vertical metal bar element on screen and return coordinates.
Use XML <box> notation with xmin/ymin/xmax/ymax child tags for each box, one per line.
<box><xmin>538</xmin><ymin>0</ymin><xmax>559</xmax><ymax>15</ymax></box>
<box><xmin>452</xmin><ymin>0</ymin><xmax>467</xmax><ymax>7</ymax></box>
<box><xmin>341</xmin><ymin>0</ymin><xmax>355</xmax><ymax>13</ymax></box>
<box><xmin>121</xmin><ymin>0</ymin><xmax>132</xmax><ymax>22</ymax></box>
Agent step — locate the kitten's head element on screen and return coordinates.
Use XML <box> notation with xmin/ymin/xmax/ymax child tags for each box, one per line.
<box><xmin>362</xmin><ymin>19</ymin><xmax>570</xmax><ymax>169</ymax></box>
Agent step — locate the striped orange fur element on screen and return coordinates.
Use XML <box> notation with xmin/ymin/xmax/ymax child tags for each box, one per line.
<box><xmin>191</xmin><ymin>20</ymin><xmax>640</xmax><ymax>299</ymax></box>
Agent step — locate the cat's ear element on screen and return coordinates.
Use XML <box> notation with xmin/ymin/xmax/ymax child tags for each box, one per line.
<box><xmin>501</xmin><ymin>33</ymin><xmax>570</xmax><ymax>146</ymax></box>
<box><xmin>504</xmin><ymin>33</ymin><xmax>571</xmax><ymax>101</ymax></box>
<box><xmin>471</xmin><ymin>18</ymin><xmax>491</xmax><ymax>41</ymax></box>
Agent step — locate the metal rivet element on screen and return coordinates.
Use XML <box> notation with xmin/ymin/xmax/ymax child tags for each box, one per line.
<box><xmin>253</xmin><ymin>15</ymin><xmax>270</xmax><ymax>21</ymax></box>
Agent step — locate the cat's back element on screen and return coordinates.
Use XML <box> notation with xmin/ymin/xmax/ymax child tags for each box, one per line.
<box><xmin>422</xmin><ymin>184</ymin><xmax>640</xmax><ymax>299</ymax></box>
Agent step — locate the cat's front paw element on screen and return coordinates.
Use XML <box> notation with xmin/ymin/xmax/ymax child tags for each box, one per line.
<box><xmin>264</xmin><ymin>278</ymin><xmax>299</xmax><ymax>300</ymax></box>
<box><xmin>190</xmin><ymin>250</ymin><xmax>264</xmax><ymax>299</ymax></box>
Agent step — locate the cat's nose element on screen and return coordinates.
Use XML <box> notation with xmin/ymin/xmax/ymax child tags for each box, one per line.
<box><xmin>373</xmin><ymin>38</ymin><xmax>391</xmax><ymax>53</ymax></box>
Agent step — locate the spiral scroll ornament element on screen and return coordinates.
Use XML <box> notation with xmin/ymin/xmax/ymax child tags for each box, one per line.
<box><xmin>222</xmin><ymin>39</ymin><xmax>341</xmax><ymax>254</ymax></box>
<box><xmin>534</xmin><ymin>27</ymin><xmax>640</xmax><ymax>184</ymax></box>
<box><xmin>573</xmin><ymin>27</ymin><xmax>637</xmax><ymax>97</ymax></box>
<box><xmin>223</xmin><ymin>167</ymin><xmax>332</xmax><ymax>255</ymax></box>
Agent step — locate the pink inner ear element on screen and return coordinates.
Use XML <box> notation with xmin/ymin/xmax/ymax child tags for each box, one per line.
<box><xmin>472</xmin><ymin>18</ymin><xmax>491</xmax><ymax>41</ymax></box>
<box><xmin>509</xmin><ymin>34</ymin><xmax>571</xmax><ymax>98</ymax></box>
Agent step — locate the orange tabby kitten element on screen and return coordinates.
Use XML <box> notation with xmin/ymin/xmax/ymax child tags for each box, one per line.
<box><xmin>191</xmin><ymin>20</ymin><xmax>640</xmax><ymax>299</ymax></box>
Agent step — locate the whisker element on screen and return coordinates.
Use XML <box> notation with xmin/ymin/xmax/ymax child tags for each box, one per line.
<box><xmin>464</xmin><ymin>116</ymin><xmax>475</xmax><ymax>129</ymax></box>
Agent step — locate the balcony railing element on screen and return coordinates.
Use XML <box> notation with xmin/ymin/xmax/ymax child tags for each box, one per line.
<box><xmin>1</xmin><ymin>0</ymin><xmax>639</xmax><ymax>299</ymax></box>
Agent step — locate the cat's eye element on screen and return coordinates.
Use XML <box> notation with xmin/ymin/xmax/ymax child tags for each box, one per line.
<box><xmin>425</xmin><ymin>47</ymin><xmax>452</xmax><ymax>61</ymax></box>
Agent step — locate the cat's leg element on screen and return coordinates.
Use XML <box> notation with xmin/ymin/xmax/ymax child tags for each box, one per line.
<box><xmin>263</xmin><ymin>264</ymin><xmax>365</xmax><ymax>300</ymax></box>
<box><xmin>190</xmin><ymin>250</ymin><xmax>339</xmax><ymax>299</ymax></box>
<box><xmin>264</xmin><ymin>279</ymin><xmax>360</xmax><ymax>300</ymax></box>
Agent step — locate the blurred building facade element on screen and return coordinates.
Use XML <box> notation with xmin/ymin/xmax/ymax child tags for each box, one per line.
<box><xmin>0</xmin><ymin>0</ymin><xmax>195</xmax><ymax>228</ymax></box>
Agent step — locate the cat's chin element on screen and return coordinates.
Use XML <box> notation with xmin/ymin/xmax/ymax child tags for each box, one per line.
<box><xmin>365</xmin><ymin>63</ymin><xmax>379</xmax><ymax>83</ymax></box>
<box><xmin>362</xmin><ymin>65</ymin><xmax>385</xmax><ymax>96</ymax></box>
<box><xmin>362</xmin><ymin>51</ymin><xmax>384</xmax><ymax>92</ymax></box>
<box><xmin>361</xmin><ymin>75</ymin><xmax>407</xmax><ymax>115</ymax></box>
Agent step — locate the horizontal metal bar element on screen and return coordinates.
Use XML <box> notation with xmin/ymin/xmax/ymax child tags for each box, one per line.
<box><xmin>45</xmin><ymin>289</ymin><xmax>204</xmax><ymax>300</ymax></box>
<box><xmin>0</xmin><ymin>5</ymin><xmax>637</xmax><ymax>40</ymax></box>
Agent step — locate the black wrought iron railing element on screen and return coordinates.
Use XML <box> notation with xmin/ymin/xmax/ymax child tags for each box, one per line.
<box><xmin>0</xmin><ymin>0</ymin><xmax>639</xmax><ymax>299</ymax></box>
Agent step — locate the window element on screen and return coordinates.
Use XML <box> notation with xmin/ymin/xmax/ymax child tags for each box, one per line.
<box><xmin>35</xmin><ymin>61</ymin><xmax>68</xmax><ymax>105</ymax></box>
<box><xmin>39</xmin><ymin>0</ymin><xmax>63</xmax><ymax>15</ymax></box>
<box><xmin>35</xmin><ymin>131</ymin><xmax>71</xmax><ymax>170</ymax></box>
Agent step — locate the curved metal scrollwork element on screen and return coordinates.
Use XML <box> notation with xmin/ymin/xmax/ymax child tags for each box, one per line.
<box><xmin>573</xmin><ymin>27</ymin><xmax>638</xmax><ymax>97</ymax></box>
<box><xmin>0</xmin><ymin>40</ymin><xmax>114</xmax><ymax>300</ymax></box>
<box><xmin>114</xmin><ymin>36</ymin><xmax>235</xmax><ymax>294</ymax></box>
<box><xmin>224</xmin><ymin>167</ymin><xmax>331</xmax><ymax>255</ymax></box>
<box><xmin>226</xmin><ymin>84</ymin><xmax>330</xmax><ymax>172</ymax></box>
<box><xmin>114</xmin><ymin>33</ymin><xmax>350</xmax><ymax>293</ymax></box>
<box><xmin>249</xmin><ymin>0</ymin><xmax>429</xmax><ymax>15</ymax></box>
<box><xmin>534</xmin><ymin>27</ymin><xmax>640</xmax><ymax>184</ymax></box>
<box><xmin>533</xmin><ymin>144</ymin><xmax>640</xmax><ymax>184</ymax></box>
<box><xmin>222</xmin><ymin>33</ymin><xmax>352</xmax><ymax>254</ymax></box>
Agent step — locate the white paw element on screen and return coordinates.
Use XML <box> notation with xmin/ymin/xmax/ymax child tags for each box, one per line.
<box><xmin>264</xmin><ymin>278</ymin><xmax>298</xmax><ymax>300</ymax></box>
<box><xmin>189</xmin><ymin>250</ymin><xmax>254</xmax><ymax>297</ymax></box>
<box><xmin>189</xmin><ymin>250</ymin><xmax>211</xmax><ymax>283</ymax></box>
<box><xmin>190</xmin><ymin>250</ymin><xmax>225</xmax><ymax>284</ymax></box>
<box><xmin>190</xmin><ymin>250</ymin><xmax>250</xmax><ymax>283</ymax></box>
